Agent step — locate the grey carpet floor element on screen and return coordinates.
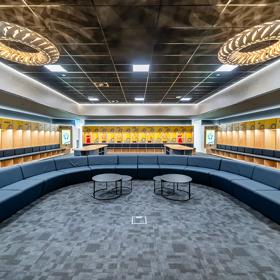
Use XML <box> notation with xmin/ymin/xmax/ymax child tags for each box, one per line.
<box><xmin>0</xmin><ymin>181</ymin><xmax>280</xmax><ymax>280</ymax></box>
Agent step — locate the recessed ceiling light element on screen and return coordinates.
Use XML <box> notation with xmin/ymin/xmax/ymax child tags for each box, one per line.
<box><xmin>88</xmin><ymin>97</ymin><xmax>99</xmax><ymax>101</ymax></box>
<box><xmin>132</xmin><ymin>64</ymin><xmax>150</xmax><ymax>72</ymax></box>
<box><xmin>215</xmin><ymin>64</ymin><xmax>238</xmax><ymax>72</ymax></box>
<box><xmin>176</xmin><ymin>96</ymin><xmax>182</xmax><ymax>99</ymax></box>
<box><xmin>135</xmin><ymin>97</ymin><xmax>145</xmax><ymax>101</ymax></box>
<box><xmin>61</xmin><ymin>74</ymin><xmax>67</xmax><ymax>77</ymax></box>
<box><xmin>180</xmin><ymin>97</ymin><xmax>192</xmax><ymax>101</ymax></box>
<box><xmin>93</xmin><ymin>82</ymin><xmax>109</xmax><ymax>88</ymax></box>
<box><xmin>44</xmin><ymin>65</ymin><xmax>67</xmax><ymax>72</ymax></box>
<box><xmin>111</xmin><ymin>100</ymin><xmax>119</xmax><ymax>103</ymax></box>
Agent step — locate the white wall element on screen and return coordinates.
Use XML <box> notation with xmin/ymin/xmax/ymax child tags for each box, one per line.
<box><xmin>193</xmin><ymin>120</ymin><xmax>205</xmax><ymax>153</ymax></box>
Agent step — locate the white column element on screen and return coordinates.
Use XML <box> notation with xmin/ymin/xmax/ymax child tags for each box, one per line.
<box><xmin>72</xmin><ymin>119</ymin><xmax>84</xmax><ymax>149</ymax></box>
<box><xmin>193</xmin><ymin>120</ymin><xmax>205</xmax><ymax>153</ymax></box>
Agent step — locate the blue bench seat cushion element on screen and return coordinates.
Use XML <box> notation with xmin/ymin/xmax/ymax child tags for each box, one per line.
<box><xmin>251</xmin><ymin>166</ymin><xmax>280</xmax><ymax>189</ymax></box>
<box><xmin>184</xmin><ymin>166</ymin><xmax>215</xmax><ymax>185</ymax></box>
<box><xmin>0</xmin><ymin>166</ymin><xmax>23</xmax><ymax>188</ymax></box>
<box><xmin>88</xmin><ymin>155</ymin><xmax>118</xmax><ymax>166</ymax></box>
<box><xmin>158</xmin><ymin>155</ymin><xmax>188</xmax><ymax>166</ymax></box>
<box><xmin>21</xmin><ymin>159</ymin><xmax>56</xmax><ymax>178</ymax></box>
<box><xmin>0</xmin><ymin>190</ymin><xmax>23</xmax><ymax>222</ymax></box>
<box><xmin>2</xmin><ymin>178</ymin><xmax>44</xmax><ymax>203</ymax></box>
<box><xmin>55</xmin><ymin>157</ymin><xmax>88</xmax><ymax>170</ymax></box>
<box><xmin>27</xmin><ymin>171</ymin><xmax>66</xmax><ymax>194</ymax></box>
<box><xmin>59</xmin><ymin>166</ymin><xmax>91</xmax><ymax>184</ymax></box>
<box><xmin>210</xmin><ymin>171</ymin><xmax>248</xmax><ymax>194</ymax></box>
<box><xmin>252</xmin><ymin>191</ymin><xmax>280</xmax><ymax>223</ymax></box>
<box><xmin>219</xmin><ymin>159</ymin><xmax>255</xmax><ymax>178</ymax></box>
<box><xmin>188</xmin><ymin>156</ymin><xmax>221</xmax><ymax>170</ymax></box>
<box><xmin>231</xmin><ymin>179</ymin><xmax>277</xmax><ymax>210</ymax></box>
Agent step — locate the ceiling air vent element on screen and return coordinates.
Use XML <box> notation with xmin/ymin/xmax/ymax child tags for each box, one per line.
<box><xmin>93</xmin><ymin>82</ymin><xmax>109</xmax><ymax>88</ymax></box>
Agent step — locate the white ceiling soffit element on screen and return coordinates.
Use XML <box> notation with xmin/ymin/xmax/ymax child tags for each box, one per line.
<box><xmin>1</xmin><ymin>59</ymin><xmax>280</xmax><ymax>117</ymax></box>
<box><xmin>0</xmin><ymin>62</ymin><xmax>78</xmax><ymax>115</ymax></box>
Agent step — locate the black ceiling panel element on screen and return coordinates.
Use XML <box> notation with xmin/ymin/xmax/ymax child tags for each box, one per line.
<box><xmin>0</xmin><ymin>0</ymin><xmax>276</xmax><ymax>104</ymax></box>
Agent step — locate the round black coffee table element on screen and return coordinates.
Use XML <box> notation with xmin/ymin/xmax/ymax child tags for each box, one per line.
<box><xmin>160</xmin><ymin>174</ymin><xmax>192</xmax><ymax>201</ymax></box>
<box><xmin>92</xmin><ymin>173</ymin><xmax>123</xmax><ymax>200</ymax></box>
<box><xmin>121</xmin><ymin>175</ymin><xmax>133</xmax><ymax>195</ymax></box>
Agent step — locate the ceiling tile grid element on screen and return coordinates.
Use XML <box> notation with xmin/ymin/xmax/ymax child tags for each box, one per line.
<box><xmin>0</xmin><ymin>0</ymin><xmax>277</xmax><ymax>104</ymax></box>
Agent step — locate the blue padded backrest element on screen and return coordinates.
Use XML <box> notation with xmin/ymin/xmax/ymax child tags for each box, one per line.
<box><xmin>238</xmin><ymin>147</ymin><xmax>245</xmax><ymax>153</ymax></box>
<box><xmin>118</xmin><ymin>155</ymin><xmax>138</xmax><ymax>165</ymax></box>
<box><xmin>253</xmin><ymin>148</ymin><xmax>262</xmax><ymax>155</ymax></box>
<box><xmin>252</xmin><ymin>166</ymin><xmax>280</xmax><ymax>189</ymax></box>
<box><xmin>32</xmin><ymin>146</ymin><xmax>40</xmax><ymax>152</ymax></box>
<box><xmin>0</xmin><ymin>166</ymin><xmax>23</xmax><ymax>188</ymax></box>
<box><xmin>220</xmin><ymin>159</ymin><xmax>255</xmax><ymax>178</ymax></box>
<box><xmin>3</xmin><ymin>149</ymin><xmax>14</xmax><ymax>157</ymax></box>
<box><xmin>88</xmin><ymin>155</ymin><xmax>118</xmax><ymax>165</ymax></box>
<box><xmin>232</xmin><ymin>146</ymin><xmax>238</xmax><ymax>151</ymax></box>
<box><xmin>24</xmin><ymin>147</ymin><xmax>33</xmax><ymax>154</ymax></box>
<box><xmin>0</xmin><ymin>151</ymin><xmax>3</xmax><ymax>158</ymax></box>
<box><xmin>188</xmin><ymin>156</ymin><xmax>221</xmax><ymax>170</ymax></box>
<box><xmin>158</xmin><ymin>155</ymin><xmax>188</xmax><ymax>166</ymax></box>
<box><xmin>39</xmin><ymin>146</ymin><xmax>46</xmax><ymax>151</ymax></box>
<box><xmin>45</xmin><ymin>145</ymin><xmax>52</xmax><ymax>150</ymax></box>
<box><xmin>138</xmin><ymin>155</ymin><xmax>158</xmax><ymax>165</ymax></box>
<box><xmin>15</xmin><ymin>148</ymin><xmax>25</xmax><ymax>155</ymax></box>
<box><xmin>55</xmin><ymin>156</ymin><xmax>88</xmax><ymax>170</ymax></box>
<box><xmin>245</xmin><ymin>147</ymin><xmax>253</xmax><ymax>154</ymax></box>
<box><xmin>275</xmin><ymin>151</ymin><xmax>280</xmax><ymax>158</ymax></box>
<box><xmin>74</xmin><ymin>150</ymin><xmax>82</xmax><ymax>156</ymax></box>
<box><xmin>21</xmin><ymin>159</ymin><xmax>56</xmax><ymax>178</ymax></box>
<box><xmin>51</xmin><ymin>144</ymin><xmax>56</xmax><ymax>149</ymax></box>
<box><xmin>262</xmin><ymin>149</ymin><xmax>274</xmax><ymax>157</ymax></box>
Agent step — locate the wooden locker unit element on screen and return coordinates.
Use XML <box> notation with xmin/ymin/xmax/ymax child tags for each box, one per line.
<box><xmin>255</xmin><ymin>120</ymin><xmax>265</xmax><ymax>149</ymax></box>
<box><xmin>217</xmin><ymin>126</ymin><xmax>222</xmax><ymax>144</ymax></box>
<box><xmin>22</xmin><ymin>122</ymin><xmax>31</xmax><ymax>147</ymax></box>
<box><xmin>226</xmin><ymin>124</ymin><xmax>233</xmax><ymax>145</ymax></box>
<box><xmin>1</xmin><ymin>119</ymin><xmax>14</xmax><ymax>149</ymax></box>
<box><xmin>13</xmin><ymin>120</ymin><xmax>23</xmax><ymax>148</ymax></box>
<box><xmin>232</xmin><ymin>123</ymin><xmax>239</xmax><ymax>146</ymax></box>
<box><xmin>221</xmin><ymin>125</ymin><xmax>227</xmax><ymax>145</ymax></box>
<box><xmin>31</xmin><ymin>122</ymin><xmax>39</xmax><ymax>146</ymax></box>
<box><xmin>264</xmin><ymin>119</ymin><xmax>276</xmax><ymax>150</ymax></box>
<box><xmin>245</xmin><ymin>121</ymin><xmax>255</xmax><ymax>147</ymax></box>
<box><xmin>238</xmin><ymin>122</ymin><xmax>246</xmax><ymax>146</ymax></box>
<box><xmin>38</xmin><ymin>123</ymin><xmax>45</xmax><ymax>145</ymax></box>
<box><xmin>44</xmin><ymin>123</ymin><xmax>51</xmax><ymax>145</ymax></box>
<box><xmin>277</xmin><ymin>118</ymin><xmax>280</xmax><ymax>150</ymax></box>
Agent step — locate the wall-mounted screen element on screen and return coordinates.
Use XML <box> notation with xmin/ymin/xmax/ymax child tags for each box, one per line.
<box><xmin>62</xmin><ymin>129</ymin><xmax>71</xmax><ymax>145</ymax></box>
<box><xmin>206</xmin><ymin>129</ymin><xmax>215</xmax><ymax>145</ymax></box>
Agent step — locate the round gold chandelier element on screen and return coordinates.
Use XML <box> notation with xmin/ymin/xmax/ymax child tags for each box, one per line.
<box><xmin>0</xmin><ymin>21</ymin><xmax>59</xmax><ymax>66</ymax></box>
<box><xmin>218</xmin><ymin>20</ymin><xmax>280</xmax><ymax>65</ymax></box>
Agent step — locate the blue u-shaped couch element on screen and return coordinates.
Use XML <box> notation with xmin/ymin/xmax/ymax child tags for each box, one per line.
<box><xmin>0</xmin><ymin>155</ymin><xmax>280</xmax><ymax>224</ymax></box>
